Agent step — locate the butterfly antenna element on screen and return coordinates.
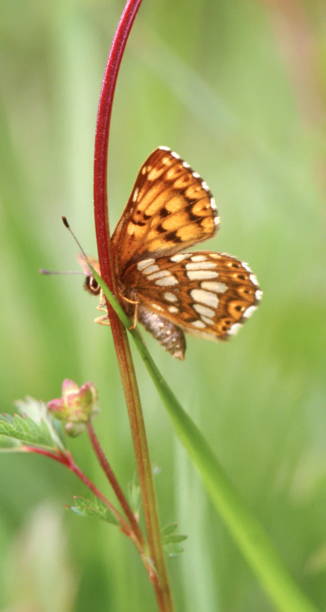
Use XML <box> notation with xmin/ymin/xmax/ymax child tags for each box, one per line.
<box><xmin>39</xmin><ymin>269</ymin><xmax>83</xmax><ymax>275</ymax></box>
<box><xmin>61</xmin><ymin>216</ymin><xmax>89</xmax><ymax>260</ymax></box>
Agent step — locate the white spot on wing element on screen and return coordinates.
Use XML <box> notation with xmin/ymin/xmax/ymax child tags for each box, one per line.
<box><xmin>193</xmin><ymin>303</ymin><xmax>215</xmax><ymax>318</ymax></box>
<box><xmin>171</xmin><ymin>151</ymin><xmax>180</xmax><ymax>159</ymax></box>
<box><xmin>228</xmin><ymin>323</ymin><xmax>242</xmax><ymax>335</ymax></box>
<box><xmin>155</xmin><ymin>275</ymin><xmax>179</xmax><ymax>287</ymax></box>
<box><xmin>192</xmin><ymin>171</ymin><xmax>200</xmax><ymax>179</ymax></box>
<box><xmin>183</xmin><ymin>161</ymin><xmax>190</xmax><ymax>168</ymax></box>
<box><xmin>191</xmin><ymin>289</ymin><xmax>218</xmax><ymax>309</ymax></box>
<box><xmin>201</xmin><ymin>180</ymin><xmax>209</xmax><ymax>191</ymax></box>
<box><xmin>202</xmin><ymin>316</ymin><xmax>214</xmax><ymax>326</ymax></box>
<box><xmin>187</xmin><ymin>270</ymin><xmax>219</xmax><ymax>280</ymax></box>
<box><xmin>170</xmin><ymin>253</ymin><xmax>190</xmax><ymax>263</ymax></box>
<box><xmin>132</xmin><ymin>187</ymin><xmax>139</xmax><ymax>203</ymax></box>
<box><xmin>159</xmin><ymin>145</ymin><xmax>170</xmax><ymax>151</ymax></box>
<box><xmin>147</xmin><ymin>269</ymin><xmax>170</xmax><ymax>281</ymax></box>
<box><xmin>143</xmin><ymin>264</ymin><xmax>160</xmax><ymax>275</ymax></box>
<box><xmin>186</xmin><ymin>261</ymin><xmax>217</xmax><ymax>270</ymax></box>
<box><xmin>192</xmin><ymin>320</ymin><xmax>206</xmax><ymax>329</ymax></box>
<box><xmin>242</xmin><ymin>261</ymin><xmax>252</xmax><ymax>272</ymax></box>
<box><xmin>214</xmin><ymin>215</ymin><xmax>220</xmax><ymax>226</ymax></box>
<box><xmin>250</xmin><ymin>273</ymin><xmax>259</xmax><ymax>286</ymax></box>
<box><xmin>255</xmin><ymin>289</ymin><xmax>263</xmax><ymax>301</ymax></box>
<box><xmin>201</xmin><ymin>281</ymin><xmax>228</xmax><ymax>293</ymax></box>
<box><xmin>190</xmin><ymin>255</ymin><xmax>207</xmax><ymax>262</ymax></box>
<box><xmin>243</xmin><ymin>305</ymin><xmax>257</xmax><ymax>319</ymax></box>
<box><xmin>168</xmin><ymin>305</ymin><xmax>179</xmax><ymax>313</ymax></box>
<box><xmin>164</xmin><ymin>292</ymin><xmax>178</xmax><ymax>303</ymax></box>
<box><xmin>137</xmin><ymin>258</ymin><xmax>155</xmax><ymax>271</ymax></box>
<box><xmin>210</xmin><ymin>197</ymin><xmax>217</xmax><ymax>210</ymax></box>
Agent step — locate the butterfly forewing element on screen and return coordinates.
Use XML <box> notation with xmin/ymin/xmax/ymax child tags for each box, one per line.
<box><xmin>112</xmin><ymin>147</ymin><xmax>219</xmax><ymax>273</ymax></box>
<box><xmin>122</xmin><ymin>251</ymin><xmax>262</xmax><ymax>341</ymax></box>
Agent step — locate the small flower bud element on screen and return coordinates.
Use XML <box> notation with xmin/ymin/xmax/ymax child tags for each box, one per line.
<box><xmin>48</xmin><ymin>379</ymin><xmax>98</xmax><ymax>436</ymax></box>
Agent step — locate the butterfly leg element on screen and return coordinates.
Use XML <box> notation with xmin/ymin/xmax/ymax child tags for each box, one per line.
<box><xmin>120</xmin><ymin>294</ymin><xmax>139</xmax><ymax>330</ymax></box>
<box><xmin>96</xmin><ymin>304</ymin><xmax>107</xmax><ymax>312</ymax></box>
<box><xmin>94</xmin><ymin>314</ymin><xmax>111</xmax><ymax>326</ymax></box>
<box><xmin>94</xmin><ymin>304</ymin><xmax>110</xmax><ymax>326</ymax></box>
<box><xmin>130</xmin><ymin>301</ymin><xmax>139</xmax><ymax>330</ymax></box>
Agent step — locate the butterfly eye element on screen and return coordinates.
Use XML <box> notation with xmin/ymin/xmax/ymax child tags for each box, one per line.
<box><xmin>84</xmin><ymin>275</ymin><xmax>101</xmax><ymax>296</ymax></box>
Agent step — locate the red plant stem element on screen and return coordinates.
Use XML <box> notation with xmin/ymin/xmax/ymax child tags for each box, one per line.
<box><xmin>68</xmin><ymin>455</ymin><xmax>163</xmax><ymax>587</ymax></box>
<box><xmin>22</xmin><ymin>446</ymin><xmax>128</xmax><ymax>531</ymax></box>
<box><xmin>94</xmin><ymin>0</ymin><xmax>143</xmax><ymax>284</ymax></box>
<box><xmin>86</xmin><ymin>422</ymin><xmax>143</xmax><ymax>544</ymax></box>
<box><xmin>93</xmin><ymin>1</ymin><xmax>173</xmax><ymax>610</ymax></box>
<box><xmin>22</xmin><ymin>446</ymin><xmax>68</xmax><ymax>464</ymax></box>
<box><xmin>68</xmin><ymin>461</ymin><xmax>129</xmax><ymax>530</ymax></box>
<box><xmin>23</xmin><ymin>445</ymin><xmax>161</xmax><ymax>583</ymax></box>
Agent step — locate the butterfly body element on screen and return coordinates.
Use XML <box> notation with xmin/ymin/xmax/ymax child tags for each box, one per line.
<box><xmin>83</xmin><ymin>147</ymin><xmax>262</xmax><ymax>359</ymax></box>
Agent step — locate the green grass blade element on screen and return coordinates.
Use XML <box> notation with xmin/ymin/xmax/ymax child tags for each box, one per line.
<box><xmin>92</xmin><ymin>268</ymin><xmax>318</xmax><ymax>612</ymax></box>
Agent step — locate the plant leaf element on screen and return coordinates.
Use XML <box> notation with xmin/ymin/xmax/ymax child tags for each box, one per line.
<box><xmin>0</xmin><ymin>435</ymin><xmax>22</xmax><ymax>451</ymax></box>
<box><xmin>161</xmin><ymin>522</ymin><xmax>187</xmax><ymax>557</ymax></box>
<box><xmin>0</xmin><ymin>413</ymin><xmax>57</xmax><ymax>450</ymax></box>
<box><xmin>161</xmin><ymin>522</ymin><xmax>178</xmax><ymax>536</ymax></box>
<box><xmin>164</xmin><ymin>534</ymin><xmax>187</xmax><ymax>544</ymax></box>
<box><xmin>128</xmin><ymin>474</ymin><xmax>141</xmax><ymax>517</ymax></box>
<box><xmin>165</xmin><ymin>544</ymin><xmax>185</xmax><ymax>559</ymax></box>
<box><xmin>15</xmin><ymin>397</ymin><xmax>65</xmax><ymax>450</ymax></box>
<box><xmin>67</xmin><ymin>496</ymin><xmax>117</xmax><ymax>525</ymax></box>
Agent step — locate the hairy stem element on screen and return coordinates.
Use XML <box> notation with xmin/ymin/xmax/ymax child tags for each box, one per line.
<box><xmin>22</xmin><ymin>446</ymin><xmax>129</xmax><ymax>531</ymax></box>
<box><xmin>86</xmin><ymin>422</ymin><xmax>143</xmax><ymax>544</ymax></box>
<box><xmin>22</xmin><ymin>445</ymin><xmax>160</xmax><ymax>582</ymax></box>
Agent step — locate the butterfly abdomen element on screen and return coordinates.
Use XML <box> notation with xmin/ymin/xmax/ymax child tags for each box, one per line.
<box><xmin>138</xmin><ymin>305</ymin><xmax>186</xmax><ymax>360</ymax></box>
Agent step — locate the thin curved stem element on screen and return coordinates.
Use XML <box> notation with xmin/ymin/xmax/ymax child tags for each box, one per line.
<box><xmin>22</xmin><ymin>445</ymin><xmax>161</xmax><ymax>584</ymax></box>
<box><xmin>86</xmin><ymin>422</ymin><xmax>143</xmax><ymax>545</ymax></box>
<box><xmin>92</xmin><ymin>1</ymin><xmax>173</xmax><ymax>610</ymax></box>
<box><xmin>22</xmin><ymin>446</ymin><xmax>131</xmax><ymax>535</ymax></box>
<box><xmin>93</xmin><ymin>0</ymin><xmax>142</xmax><ymax>285</ymax></box>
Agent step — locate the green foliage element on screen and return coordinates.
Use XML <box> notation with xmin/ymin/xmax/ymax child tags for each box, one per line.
<box><xmin>1</xmin><ymin>1</ymin><xmax>325</xmax><ymax>611</ymax></box>
<box><xmin>0</xmin><ymin>412</ymin><xmax>49</xmax><ymax>447</ymax></box>
<box><xmin>161</xmin><ymin>523</ymin><xmax>187</xmax><ymax>558</ymax></box>
<box><xmin>100</xmin><ymin>272</ymin><xmax>318</xmax><ymax>610</ymax></box>
<box><xmin>68</xmin><ymin>496</ymin><xmax>118</xmax><ymax>526</ymax></box>
<box><xmin>0</xmin><ymin>397</ymin><xmax>65</xmax><ymax>453</ymax></box>
<box><xmin>0</xmin><ymin>435</ymin><xmax>21</xmax><ymax>451</ymax></box>
<box><xmin>128</xmin><ymin>474</ymin><xmax>141</xmax><ymax>517</ymax></box>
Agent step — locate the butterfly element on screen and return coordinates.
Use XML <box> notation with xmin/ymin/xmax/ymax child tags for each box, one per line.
<box><xmin>82</xmin><ymin>146</ymin><xmax>262</xmax><ymax>359</ymax></box>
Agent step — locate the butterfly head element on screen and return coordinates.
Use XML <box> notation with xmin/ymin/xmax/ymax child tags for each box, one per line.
<box><xmin>84</xmin><ymin>274</ymin><xmax>101</xmax><ymax>296</ymax></box>
<box><xmin>77</xmin><ymin>254</ymin><xmax>102</xmax><ymax>296</ymax></box>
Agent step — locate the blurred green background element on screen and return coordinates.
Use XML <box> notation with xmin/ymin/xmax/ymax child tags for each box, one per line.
<box><xmin>1</xmin><ymin>0</ymin><xmax>325</xmax><ymax>610</ymax></box>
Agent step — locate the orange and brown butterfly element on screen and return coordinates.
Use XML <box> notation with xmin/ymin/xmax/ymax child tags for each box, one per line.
<box><xmin>81</xmin><ymin>146</ymin><xmax>262</xmax><ymax>359</ymax></box>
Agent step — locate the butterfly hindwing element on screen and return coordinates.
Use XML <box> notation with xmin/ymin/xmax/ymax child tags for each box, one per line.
<box><xmin>122</xmin><ymin>251</ymin><xmax>262</xmax><ymax>342</ymax></box>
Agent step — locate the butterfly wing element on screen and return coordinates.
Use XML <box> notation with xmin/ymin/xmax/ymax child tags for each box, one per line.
<box><xmin>122</xmin><ymin>251</ymin><xmax>262</xmax><ymax>350</ymax></box>
<box><xmin>112</xmin><ymin>147</ymin><xmax>219</xmax><ymax>273</ymax></box>
<box><xmin>84</xmin><ymin>147</ymin><xmax>262</xmax><ymax>358</ymax></box>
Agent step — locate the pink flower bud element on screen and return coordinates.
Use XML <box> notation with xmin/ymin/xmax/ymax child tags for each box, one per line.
<box><xmin>47</xmin><ymin>380</ymin><xmax>98</xmax><ymax>436</ymax></box>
